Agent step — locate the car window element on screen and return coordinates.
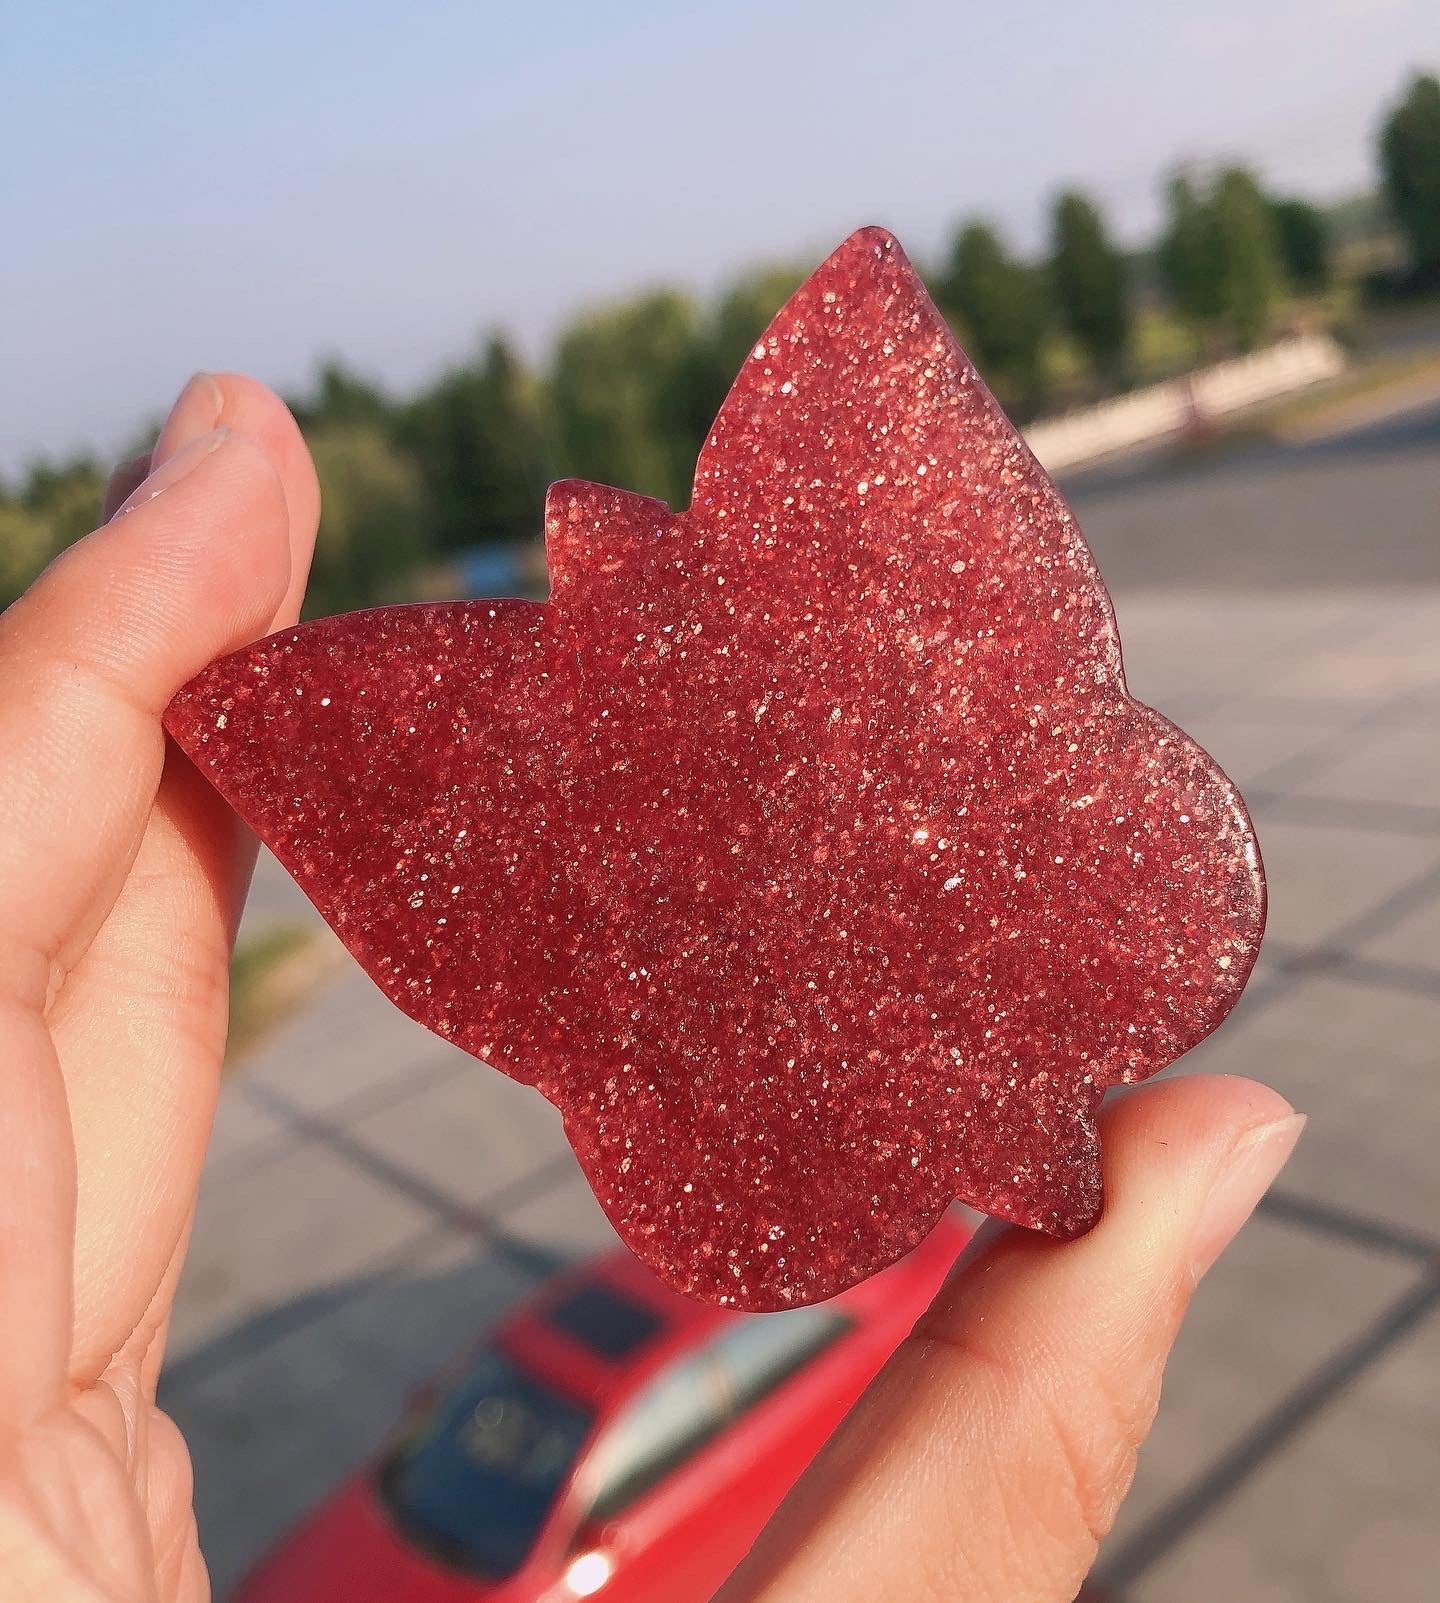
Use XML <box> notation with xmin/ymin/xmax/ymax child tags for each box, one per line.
<box><xmin>579</xmin><ymin>1351</ymin><xmax>729</xmax><ymax>1524</ymax></box>
<box><xmin>378</xmin><ymin>1349</ymin><xmax>594</xmax><ymax>1580</ymax></box>
<box><xmin>545</xmin><ymin>1282</ymin><xmax>665</xmax><ymax>1359</ymax></box>
<box><xmin>576</xmin><ymin>1305</ymin><xmax>851</xmax><ymax>1531</ymax></box>
<box><xmin>708</xmin><ymin>1304</ymin><xmax>851</xmax><ymax>1413</ymax></box>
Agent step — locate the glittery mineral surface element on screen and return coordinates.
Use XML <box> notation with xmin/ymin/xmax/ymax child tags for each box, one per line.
<box><xmin>166</xmin><ymin>228</ymin><xmax>1264</xmax><ymax>1310</ymax></box>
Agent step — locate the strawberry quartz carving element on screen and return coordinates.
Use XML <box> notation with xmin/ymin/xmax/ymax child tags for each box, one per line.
<box><xmin>166</xmin><ymin>228</ymin><xmax>1264</xmax><ymax>1310</ymax></box>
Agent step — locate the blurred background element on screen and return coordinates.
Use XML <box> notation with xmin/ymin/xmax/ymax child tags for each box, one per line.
<box><xmin>3</xmin><ymin>4</ymin><xmax>1438</xmax><ymax>1600</ymax></box>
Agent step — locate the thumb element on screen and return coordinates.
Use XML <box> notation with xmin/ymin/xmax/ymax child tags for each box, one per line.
<box><xmin>718</xmin><ymin>1074</ymin><xmax>1303</xmax><ymax>1603</ymax></box>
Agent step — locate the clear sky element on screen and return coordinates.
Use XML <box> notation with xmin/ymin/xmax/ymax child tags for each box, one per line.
<box><xmin>2</xmin><ymin>0</ymin><xmax>1434</xmax><ymax>473</ymax></box>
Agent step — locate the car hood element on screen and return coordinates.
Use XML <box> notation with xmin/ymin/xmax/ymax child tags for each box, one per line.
<box><xmin>233</xmin><ymin>1478</ymin><xmax>517</xmax><ymax>1603</ymax></box>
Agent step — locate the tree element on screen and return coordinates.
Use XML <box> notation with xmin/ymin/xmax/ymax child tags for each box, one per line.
<box><xmin>549</xmin><ymin>291</ymin><xmax>706</xmax><ymax>509</ymax></box>
<box><xmin>1157</xmin><ymin>172</ymin><xmax>1224</xmax><ymax>330</ymax></box>
<box><xmin>710</xmin><ymin>265</ymin><xmax>808</xmax><ymax>387</ymax></box>
<box><xmin>1380</xmin><ymin>72</ymin><xmax>1440</xmax><ymax>283</ymax></box>
<box><xmin>1210</xmin><ymin>166</ymin><xmax>1284</xmax><ymax>348</ymax></box>
<box><xmin>21</xmin><ymin>456</ymin><xmax>108</xmax><ymax>550</ymax></box>
<box><xmin>1269</xmin><ymin>197</ymin><xmax>1331</xmax><ymax>292</ymax></box>
<box><xmin>291</xmin><ymin>359</ymin><xmax>392</xmax><ymax>432</ymax></box>
<box><xmin>304</xmin><ymin>424</ymin><xmax>432</xmax><ymax>616</ymax></box>
<box><xmin>400</xmin><ymin>336</ymin><xmax>550</xmax><ymax>552</ymax></box>
<box><xmin>0</xmin><ymin>502</ymin><xmax>59</xmax><ymax>610</ymax></box>
<box><xmin>651</xmin><ymin>264</ymin><xmax>812</xmax><ymax>458</ymax></box>
<box><xmin>937</xmin><ymin>221</ymin><xmax>1048</xmax><ymax>410</ymax></box>
<box><xmin>1158</xmin><ymin>167</ymin><xmax>1283</xmax><ymax>349</ymax></box>
<box><xmin>1048</xmin><ymin>190</ymin><xmax>1130</xmax><ymax>380</ymax></box>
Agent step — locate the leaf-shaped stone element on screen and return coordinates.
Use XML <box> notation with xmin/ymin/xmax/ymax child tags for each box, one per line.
<box><xmin>166</xmin><ymin>228</ymin><xmax>1264</xmax><ymax>1309</ymax></box>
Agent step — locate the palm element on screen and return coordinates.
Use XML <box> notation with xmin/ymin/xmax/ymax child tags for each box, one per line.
<box><xmin>10</xmin><ymin>790</ymin><xmax>238</xmax><ymax>1599</ymax></box>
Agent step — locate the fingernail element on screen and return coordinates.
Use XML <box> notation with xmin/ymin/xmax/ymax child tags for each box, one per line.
<box><xmin>112</xmin><ymin>427</ymin><xmax>229</xmax><ymax>519</ymax></box>
<box><xmin>153</xmin><ymin>372</ymin><xmax>225</xmax><ymax>466</ymax></box>
<box><xmin>1191</xmin><ymin>1112</ymin><xmax>1306</xmax><ymax>1282</ymax></box>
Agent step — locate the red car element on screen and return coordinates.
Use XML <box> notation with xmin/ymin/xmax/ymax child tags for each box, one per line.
<box><xmin>235</xmin><ymin>1214</ymin><xmax>972</xmax><ymax>1603</ymax></box>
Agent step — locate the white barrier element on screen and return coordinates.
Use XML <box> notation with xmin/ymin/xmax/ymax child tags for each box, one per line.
<box><xmin>1023</xmin><ymin>334</ymin><xmax>1347</xmax><ymax>473</ymax></box>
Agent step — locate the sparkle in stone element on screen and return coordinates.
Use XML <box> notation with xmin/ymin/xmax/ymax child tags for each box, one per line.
<box><xmin>165</xmin><ymin>228</ymin><xmax>1264</xmax><ymax>1311</ymax></box>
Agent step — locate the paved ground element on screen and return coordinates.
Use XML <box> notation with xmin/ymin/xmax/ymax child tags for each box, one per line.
<box><xmin>161</xmin><ymin>397</ymin><xmax>1440</xmax><ymax>1600</ymax></box>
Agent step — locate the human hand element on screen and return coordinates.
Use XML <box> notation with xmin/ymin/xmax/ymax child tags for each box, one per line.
<box><xmin>717</xmin><ymin>1076</ymin><xmax>1302</xmax><ymax>1603</ymax></box>
<box><xmin>0</xmin><ymin>372</ymin><xmax>1298</xmax><ymax>1603</ymax></box>
<box><xmin>0</xmin><ymin>374</ymin><xmax>318</xmax><ymax>1601</ymax></box>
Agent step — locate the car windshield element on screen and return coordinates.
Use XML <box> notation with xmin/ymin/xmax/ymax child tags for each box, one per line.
<box><xmin>379</xmin><ymin>1348</ymin><xmax>594</xmax><ymax>1580</ymax></box>
<box><xmin>545</xmin><ymin>1282</ymin><xmax>664</xmax><ymax>1359</ymax></box>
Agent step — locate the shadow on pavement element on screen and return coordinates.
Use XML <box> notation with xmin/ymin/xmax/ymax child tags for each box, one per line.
<box><xmin>163</xmin><ymin>1235</ymin><xmax>576</xmax><ymax>1598</ymax></box>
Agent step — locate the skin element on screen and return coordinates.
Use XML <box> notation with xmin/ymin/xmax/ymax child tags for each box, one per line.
<box><xmin>0</xmin><ymin>374</ymin><xmax>1302</xmax><ymax>1603</ymax></box>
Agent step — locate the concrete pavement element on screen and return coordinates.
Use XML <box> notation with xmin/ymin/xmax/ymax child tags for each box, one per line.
<box><xmin>162</xmin><ymin>395</ymin><xmax>1440</xmax><ymax>1599</ymax></box>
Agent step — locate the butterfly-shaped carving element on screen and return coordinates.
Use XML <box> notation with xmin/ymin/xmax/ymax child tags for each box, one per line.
<box><xmin>166</xmin><ymin>229</ymin><xmax>1264</xmax><ymax>1309</ymax></box>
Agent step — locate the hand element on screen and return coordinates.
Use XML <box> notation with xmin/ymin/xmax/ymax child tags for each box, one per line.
<box><xmin>0</xmin><ymin>371</ymin><xmax>1300</xmax><ymax>1603</ymax></box>
<box><xmin>0</xmin><ymin>374</ymin><xmax>319</xmax><ymax>1601</ymax></box>
<box><xmin>717</xmin><ymin>1079</ymin><xmax>1302</xmax><ymax>1603</ymax></box>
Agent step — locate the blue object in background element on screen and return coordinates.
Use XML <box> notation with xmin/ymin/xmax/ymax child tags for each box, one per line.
<box><xmin>457</xmin><ymin>544</ymin><xmax>528</xmax><ymax>598</ymax></box>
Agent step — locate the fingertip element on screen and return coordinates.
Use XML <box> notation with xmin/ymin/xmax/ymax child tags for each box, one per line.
<box><xmin>207</xmin><ymin>373</ymin><xmax>321</xmax><ymax>618</ymax></box>
<box><xmin>209</xmin><ymin>371</ymin><xmax>311</xmax><ymax>491</ymax></box>
<box><xmin>151</xmin><ymin>427</ymin><xmax>294</xmax><ymax>645</ymax></box>
<box><xmin>20</xmin><ymin>425</ymin><xmax>295</xmax><ymax>709</ymax></box>
<box><xmin>924</xmin><ymin>1075</ymin><xmax>1298</xmax><ymax>1356</ymax></box>
<box><xmin>1104</xmin><ymin>1071</ymin><xmax>1294</xmax><ymax>1136</ymax></box>
<box><xmin>986</xmin><ymin>1074</ymin><xmax>1300</xmax><ymax>1349</ymax></box>
<box><xmin>1095</xmin><ymin>1073</ymin><xmax>1295</xmax><ymax>1212</ymax></box>
<box><xmin>1189</xmin><ymin>1109</ymin><xmax>1305</xmax><ymax>1282</ymax></box>
<box><xmin>152</xmin><ymin>373</ymin><xmax>225</xmax><ymax>467</ymax></box>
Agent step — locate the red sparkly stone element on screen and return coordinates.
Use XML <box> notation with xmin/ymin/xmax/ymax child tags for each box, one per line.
<box><xmin>166</xmin><ymin>228</ymin><xmax>1264</xmax><ymax>1310</ymax></box>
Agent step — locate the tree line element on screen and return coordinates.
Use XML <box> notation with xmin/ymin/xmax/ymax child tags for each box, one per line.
<box><xmin>4</xmin><ymin>70</ymin><xmax>1438</xmax><ymax>616</ymax></box>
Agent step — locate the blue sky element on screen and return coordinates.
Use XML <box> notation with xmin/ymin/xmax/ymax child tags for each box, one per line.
<box><xmin>2</xmin><ymin>0</ymin><xmax>1434</xmax><ymax>473</ymax></box>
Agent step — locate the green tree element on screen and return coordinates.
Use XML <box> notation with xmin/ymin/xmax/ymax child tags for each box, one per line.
<box><xmin>549</xmin><ymin>291</ymin><xmax>707</xmax><ymax>509</ymax></box>
<box><xmin>710</xmin><ymin>265</ymin><xmax>808</xmax><ymax>388</ymax></box>
<box><xmin>401</xmin><ymin>336</ymin><xmax>550</xmax><ymax>551</ymax></box>
<box><xmin>1269</xmin><ymin>197</ymin><xmax>1331</xmax><ymax>291</ymax></box>
<box><xmin>1159</xmin><ymin>168</ymin><xmax>1284</xmax><ymax>349</ymax></box>
<box><xmin>1048</xmin><ymin>190</ymin><xmax>1130</xmax><ymax>380</ymax></box>
<box><xmin>0</xmin><ymin>502</ymin><xmax>60</xmax><ymax>609</ymax></box>
<box><xmin>21</xmin><ymin>456</ymin><xmax>108</xmax><ymax>550</ymax></box>
<box><xmin>1157</xmin><ymin>173</ymin><xmax>1225</xmax><ymax>330</ymax></box>
<box><xmin>1210</xmin><ymin>166</ymin><xmax>1284</xmax><ymax>348</ymax></box>
<box><xmin>291</xmin><ymin>360</ymin><xmax>393</xmax><ymax>432</ymax></box>
<box><xmin>937</xmin><ymin>221</ymin><xmax>1049</xmax><ymax>411</ymax></box>
<box><xmin>651</xmin><ymin>263</ymin><xmax>811</xmax><ymax>459</ymax></box>
<box><xmin>1380</xmin><ymin>72</ymin><xmax>1440</xmax><ymax>282</ymax></box>
<box><xmin>304</xmin><ymin>424</ymin><xmax>432</xmax><ymax>615</ymax></box>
